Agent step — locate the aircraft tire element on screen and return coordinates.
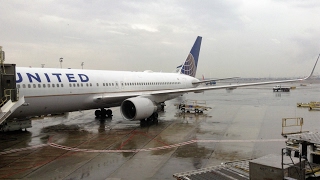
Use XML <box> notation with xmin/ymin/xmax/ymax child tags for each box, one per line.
<box><xmin>152</xmin><ymin>112</ymin><xmax>158</xmax><ymax>125</ymax></box>
<box><xmin>101</xmin><ymin>109</ymin><xmax>107</xmax><ymax>117</ymax></box>
<box><xmin>153</xmin><ymin>112</ymin><xmax>158</xmax><ymax>119</ymax></box>
<box><xmin>106</xmin><ymin>109</ymin><xmax>112</xmax><ymax>117</ymax></box>
<box><xmin>153</xmin><ymin>119</ymin><xmax>158</xmax><ymax>125</ymax></box>
<box><xmin>140</xmin><ymin>119</ymin><xmax>147</xmax><ymax>127</ymax></box>
<box><xmin>95</xmin><ymin>110</ymin><xmax>101</xmax><ymax>117</ymax></box>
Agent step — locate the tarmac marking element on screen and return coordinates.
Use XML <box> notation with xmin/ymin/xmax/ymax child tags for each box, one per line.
<box><xmin>118</xmin><ymin>130</ymin><xmax>169</xmax><ymax>150</ymax></box>
<box><xmin>48</xmin><ymin>139</ymin><xmax>286</xmax><ymax>153</ymax></box>
<box><xmin>0</xmin><ymin>139</ymin><xmax>286</xmax><ymax>155</ymax></box>
<box><xmin>0</xmin><ymin>144</ymin><xmax>48</xmax><ymax>155</ymax></box>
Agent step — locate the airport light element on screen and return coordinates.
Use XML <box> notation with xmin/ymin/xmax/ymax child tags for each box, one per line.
<box><xmin>59</xmin><ymin>57</ymin><xmax>63</xmax><ymax>68</ymax></box>
<box><xmin>81</xmin><ymin>62</ymin><xmax>84</xmax><ymax>69</ymax></box>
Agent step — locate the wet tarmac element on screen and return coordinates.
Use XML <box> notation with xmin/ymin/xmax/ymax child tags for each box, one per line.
<box><xmin>0</xmin><ymin>82</ymin><xmax>319</xmax><ymax>180</ymax></box>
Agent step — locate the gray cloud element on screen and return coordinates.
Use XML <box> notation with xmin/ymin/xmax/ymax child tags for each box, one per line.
<box><xmin>0</xmin><ymin>0</ymin><xmax>319</xmax><ymax>77</ymax></box>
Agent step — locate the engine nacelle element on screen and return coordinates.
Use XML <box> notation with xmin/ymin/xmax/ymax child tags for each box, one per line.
<box><xmin>120</xmin><ymin>97</ymin><xmax>157</xmax><ymax>121</ymax></box>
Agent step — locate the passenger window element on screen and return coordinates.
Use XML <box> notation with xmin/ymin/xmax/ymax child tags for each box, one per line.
<box><xmin>22</xmin><ymin>84</ymin><xmax>26</xmax><ymax>88</ymax></box>
<box><xmin>28</xmin><ymin>84</ymin><xmax>31</xmax><ymax>88</ymax></box>
<box><xmin>43</xmin><ymin>84</ymin><xmax>46</xmax><ymax>88</ymax></box>
<box><xmin>57</xmin><ymin>84</ymin><xmax>59</xmax><ymax>87</ymax></box>
<box><xmin>69</xmin><ymin>84</ymin><xmax>72</xmax><ymax>87</ymax></box>
<box><xmin>97</xmin><ymin>83</ymin><xmax>99</xmax><ymax>86</ymax></box>
<box><xmin>48</xmin><ymin>84</ymin><xmax>50</xmax><ymax>88</ymax></box>
<box><xmin>38</xmin><ymin>84</ymin><xmax>41</xmax><ymax>88</ymax></box>
<box><xmin>33</xmin><ymin>84</ymin><xmax>36</xmax><ymax>88</ymax></box>
<box><xmin>17</xmin><ymin>84</ymin><xmax>20</xmax><ymax>88</ymax></box>
<box><xmin>52</xmin><ymin>84</ymin><xmax>55</xmax><ymax>88</ymax></box>
<box><xmin>61</xmin><ymin>84</ymin><xmax>64</xmax><ymax>87</ymax></box>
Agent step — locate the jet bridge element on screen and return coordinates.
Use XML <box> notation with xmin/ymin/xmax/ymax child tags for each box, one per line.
<box><xmin>0</xmin><ymin>46</ymin><xmax>28</xmax><ymax>132</ymax></box>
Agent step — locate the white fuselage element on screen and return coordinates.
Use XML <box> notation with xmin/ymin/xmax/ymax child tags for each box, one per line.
<box><xmin>11</xmin><ymin>67</ymin><xmax>199</xmax><ymax>119</ymax></box>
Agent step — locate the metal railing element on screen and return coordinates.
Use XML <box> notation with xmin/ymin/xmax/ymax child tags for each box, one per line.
<box><xmin>0</xmin><ymin>89</ymin><xmax>18</xmax><ymax>107</ymax></box>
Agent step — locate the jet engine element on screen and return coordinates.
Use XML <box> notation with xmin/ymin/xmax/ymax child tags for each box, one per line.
<box><xmin>120</xmin><ymin>97</ymin><xmax>157</xmax><ymax>121</ymax></box>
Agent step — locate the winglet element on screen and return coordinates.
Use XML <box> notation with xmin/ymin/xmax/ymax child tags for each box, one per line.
<box><xmin>179</xmin><ymin>36</ymin><xmax>202</xmax><ymax>77</ymax></box>
<box><xmin>304</xmin><ymin>54</ymin><xmax>319</xmax><ymax>80</ymax></box>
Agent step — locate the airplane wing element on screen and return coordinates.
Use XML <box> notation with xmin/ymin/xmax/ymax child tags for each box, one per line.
<box><xmin>96</xmin><ymin>74</ymin><xmax>309</xmax><ymax>105</ymax></box>
<box><xmin>97</xmin><ymin>55</ymin><xmax>318</xmax><ymax>102</ymax></box>
<box><xmin>150</xmin><ymin>77</ymin><xmax>308</xmax><ymax>95</ymax></box>
<box><xmin>151</xmin><ymin>55</ymin><xmax>319</xmax><ymax>95</ymax></box>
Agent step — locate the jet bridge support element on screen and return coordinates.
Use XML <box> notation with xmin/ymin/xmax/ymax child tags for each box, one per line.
<box><xmin>0</xmin><ymin>46</ymin><xmax>28</xmax><ymax>132</ymax></box>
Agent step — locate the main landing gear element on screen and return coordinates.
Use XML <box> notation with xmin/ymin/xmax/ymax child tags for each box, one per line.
<box><xmin>95</xmin><ymin>108</ymin><xmax>112</xmax><ymax>118</ymax></box>
<box><xmin>140</xmin><ymin>112</ymin><xmax>159</xmax><ymax>127</ymax></box>
<box><xmin>139</xmin><ymin>102</ymin><xmax>165</xmax><ymax>127</ymax></box>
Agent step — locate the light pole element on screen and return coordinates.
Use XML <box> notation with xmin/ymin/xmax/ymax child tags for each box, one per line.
<box><xmin>59</xmin><ymin>57</ymin><xmax>63</xmax><ymax>68</ymax></box>
<box><xmin>81</xmin><ymin>62</ymin><xmax>84</xmax><ymax>69</ymax></box>
<box><xmin>41</xmin><ymin>64</ymin><xmax>45</xmax><ymax>68</ymax></box>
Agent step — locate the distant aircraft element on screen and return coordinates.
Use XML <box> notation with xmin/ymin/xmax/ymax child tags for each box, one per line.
<box><xmin>201</xmin><ymin>75</ymin><xmax>216</xmax><ymax>85</ymax></box>
<box><xmin>199</xmin><ymin>75</ymin><xmax>240</xmax><ymax>85</ymax></box>
<box><xmin>7</xmin><ymin>36</ymin><xmax>319</xmax><ymax>127</ymax></box>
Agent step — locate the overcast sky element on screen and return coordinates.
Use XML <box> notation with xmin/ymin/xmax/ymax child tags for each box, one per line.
<box><xmin>1</xmin><ymin>0</ymin><xmax>320</xmax><ymax>78</ymax></box>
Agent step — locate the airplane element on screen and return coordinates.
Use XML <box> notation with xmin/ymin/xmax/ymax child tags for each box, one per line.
<box><xmin>5</xmin><ymin>36</ymin><xmax>319</xmax><ymax>127</ymax></box>
<box><xmin>198</xmin><ymin>75</ymin><xmax>240</xmax><ymax>85</ymax></box>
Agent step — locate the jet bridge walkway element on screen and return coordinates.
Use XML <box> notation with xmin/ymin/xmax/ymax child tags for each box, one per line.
<box><xmin>0</xmin><ymin>46</ymin><xmax>28</xmax><ymax>132</ymax></box>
